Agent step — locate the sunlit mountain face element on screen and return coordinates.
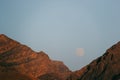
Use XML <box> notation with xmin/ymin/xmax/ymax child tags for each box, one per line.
<box><xmin>0</xmin><ymin>34</ymin><xmax>120</xmax><ymax>80</ymax></box>
<box><xmin>0</xmin><ymin>34</ymin><xmax>71</xmax><ymax>80</ymax></box>
<box><xmin>0</xmin><ymin>0</ymin><xmax>120</xmax><ymax>71</ymax></box>
<box><xmin>0</xmin><ymin>0</ymin><xmax>120</xmax><ymax>80</ymax></box>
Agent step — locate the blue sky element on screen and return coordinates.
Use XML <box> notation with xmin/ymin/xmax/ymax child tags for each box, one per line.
<box><xmin>0</xmin><ymin>0</ymin><xmax>120</xmax><ymax>71</ymax></box>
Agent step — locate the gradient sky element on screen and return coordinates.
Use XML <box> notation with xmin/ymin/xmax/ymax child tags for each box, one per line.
<box><xmin>0</xmin><ymin>0</ymin><xmax>120</xmax><ymax>71</ymax></box>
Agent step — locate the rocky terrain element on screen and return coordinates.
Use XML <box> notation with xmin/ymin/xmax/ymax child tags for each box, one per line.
<box><xmin>0</xmin><ymin>34</ymin><xmax>120</xmax><ymax>80</ymax></box>
<box><xmin>0</xmin><ymin>34</ymin><xmax>71</xmax><ymax>80</ymax></box>
<box><xmin>67</xmin><ymin>42</ymin><xmax>120</xmax><ymax>80</ymax></box>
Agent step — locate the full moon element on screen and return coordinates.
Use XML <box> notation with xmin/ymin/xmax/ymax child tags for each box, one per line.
<box><xmin>76</xmin><ymin>48</ymin><xmax>84</xmax><ymax>56</ymax></box>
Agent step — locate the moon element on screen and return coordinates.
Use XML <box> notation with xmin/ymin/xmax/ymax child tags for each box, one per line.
<box><xmin>76</xmin><ymin>48</ymin><xmax>84</xmax><ymax>56</ymax></box>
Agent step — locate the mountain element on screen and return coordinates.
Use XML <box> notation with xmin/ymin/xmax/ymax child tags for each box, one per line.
<box><xmin>67</xmin><ymin>42</ymin><xmax>120</xmax><ymax>80</ymax></box>
<box><xmin>0</xmin><ymin>34</ymin><xmax>71</xmax><ymax>80</ymax></box>
<box><xmin>0</xmin><ymin>34</ymin><xmax>120</xmax><ymax>80</ymax></box>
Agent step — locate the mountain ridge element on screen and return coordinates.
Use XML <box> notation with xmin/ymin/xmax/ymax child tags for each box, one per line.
<box><xmin>0</xmin><ymin>34</ymin><xmax>120</xmax><ymax>80</ymax></box>
<box><xmin>67</xmin><ymin>41</ymin><xmax>120</xmax><ymax>80</ymax></box>
<box><xmin>0</xmin><ymin>34</ymin><xmax>71</xmax><ymax>80</ymax></box>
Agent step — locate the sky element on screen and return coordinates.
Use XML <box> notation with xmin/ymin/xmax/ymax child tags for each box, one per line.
<box><xmin>0</xmin><ymin>0</ymin><xmax>120</xmax><ymax>71</ymax></box>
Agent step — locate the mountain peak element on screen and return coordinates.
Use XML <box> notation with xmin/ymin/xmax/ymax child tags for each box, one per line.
<box><xmin>0</xmin><ymin>34</ymin><xmax>71</xmax><ymax>80</ymax></box>
<box><xmin>0</xmin><ymin>34</ymin><xmax>19</xmax><ymax>44</ymax></box>
<box><xmin>0</xmin><ymin>34</ymin><xmax>20</xmax><ymax>54</ymax></box>
<box><xmin>0</xmin><ymin>34</ymin><xmax>119</xmax><ymax>80</ymax></box>
<box><xmin>0</xmin><ymin>34</ymin><xmax>6</xmax><ymax>37</ymax></box>
<box><xmin>0</xmin><ymin>34</ymin><xmax>13</xmax><ymax>41</ymax></box>
<box><xmin>0</xmin><ymin>34</ymin><xmax>10</xmax><ymax>43</ymax></box>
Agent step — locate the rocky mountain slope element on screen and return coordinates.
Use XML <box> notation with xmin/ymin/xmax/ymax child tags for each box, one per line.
<box><xmin>0</xmin><ymin>34</ymin><xmax>120</xmax><ymax>80</ymax></box>
<box><xmin>0</xmin><ymin>34</ymin><xmax>71</xmax><ymax>80</ymax></box>
<box><xmin>67</xmin><ymin>42</ymin><xmax>120</xmax><ymax>80</ymax></box>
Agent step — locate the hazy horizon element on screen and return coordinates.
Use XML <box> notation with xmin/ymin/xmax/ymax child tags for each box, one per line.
<box><xmin>0</xmin><ymin>0</ymin><xmax>120</xmax><ymax>70</ymax></box>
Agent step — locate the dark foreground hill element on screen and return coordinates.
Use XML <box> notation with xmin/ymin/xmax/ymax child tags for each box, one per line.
<box><xmin>0</xmin><ymin>34</ymin><xmax>120</xmax><ymax>80</ymax></box>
